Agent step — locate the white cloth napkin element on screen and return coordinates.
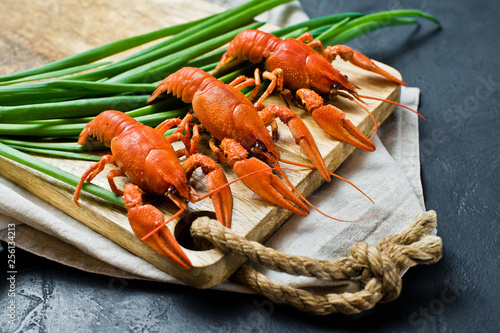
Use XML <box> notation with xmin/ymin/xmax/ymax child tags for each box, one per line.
<box><xmin>0</xmin><ymin>1</ymin><xmax>426</xmax><ymax>292</ymax></box>
<box><xmin>0</xmin><ymin>86</ymin><xmax>423</xmax><ymax>292</ymax></box>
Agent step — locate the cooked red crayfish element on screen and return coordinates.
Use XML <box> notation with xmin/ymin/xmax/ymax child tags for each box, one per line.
<box><xmin>215</xmin><ymin>30</ymin><xmax>412</xmax><ymax>152</ymax></box>
<box><xmin>148</xmin><ymin>66</ymin><xmax>331</xmax><ymax>216</ymax></box>
<box><xmin>72</xmin><ymin>110</ymin><xmax>235</xmax><ymax>269</ymax></box>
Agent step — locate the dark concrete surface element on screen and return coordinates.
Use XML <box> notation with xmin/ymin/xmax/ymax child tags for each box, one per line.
<box><xmin>1</xmin><ymin>0</ymin><xmax>499</xmax><ymax>332</ymax></box>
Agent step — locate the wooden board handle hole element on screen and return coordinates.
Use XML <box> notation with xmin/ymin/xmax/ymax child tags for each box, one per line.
<box><xmin>175</xmin><ymin>210</ymin><xmax>217</xmax><ymax>251</ymax></box>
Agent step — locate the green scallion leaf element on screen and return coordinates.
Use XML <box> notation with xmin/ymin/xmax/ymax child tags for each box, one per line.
<box><xmin>0</xmin><ymin>142</ymin><xmax>124</xmax><ymax>207</ymax></box>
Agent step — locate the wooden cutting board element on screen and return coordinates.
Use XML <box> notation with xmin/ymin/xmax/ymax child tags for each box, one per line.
<box><xmin>0</xmin><ymin>0</ymin><xmax>401</xmax><ymax>288</ymax></box>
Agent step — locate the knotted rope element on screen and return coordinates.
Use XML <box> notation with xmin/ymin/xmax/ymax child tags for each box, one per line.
<box><xmin>191</xmin><ymin>210</ymin><xmax>442</xmax><ymax>315</ymax></box>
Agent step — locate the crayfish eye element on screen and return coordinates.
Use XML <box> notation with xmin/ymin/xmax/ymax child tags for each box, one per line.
<box><xmin>168</xmin><ymin>186</ymin><xmax>179</xmax><ymax>196</ymax></box>
<box><xmin>253</xmin><ymin>140</ymin><xmax>268</xmax><ymax>154</ymax></box>
<box><xmin>252</xmin><ymin>140</ymin><xmax>274</xmax><ymax>162</ymax></box>
<box><xmin>332</xmin><ymin>83</ymin><xmax>342</xmax><ymax>91</ymax></box>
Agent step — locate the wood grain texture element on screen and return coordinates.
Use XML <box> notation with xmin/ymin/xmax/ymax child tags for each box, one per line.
<box><xmin>0</xmin><ymin>0</ymin><xmax>401</xmax><ymax>288</ymax></box>
<box><xmin>0</xmin><ymin>0</ymin><xmax>224</xmax><ymax>72</ymax></box>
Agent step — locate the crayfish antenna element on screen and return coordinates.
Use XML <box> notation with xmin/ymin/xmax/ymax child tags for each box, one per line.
<box><xmin>139</xmin><ymin>208</ymin><xmax>185</xmax><ymax>242</ymax></box>
<box><xmin>347</xmin><ymin>97</ymin><xmax>379</xmax><ymax>140</ymax></box>
<box><xmin>270</xmin><ymin>154</ymin><xmax>376</xmax><ymax>223</ymax></box>
<box><xmin>357</xmin><ymin>94</ymin><xmax>426</xmax><ymax>121</ymax></box>
<box><xmin>193</xmin><ymin>166</ymin><xmax>309</xmax><ymax>224</ymax></box>
<box><xmin>328</xmin><ymin>172</ymin><xmax>375</xmax><ymax>205</ymax></box>
<box><xmin>278</xmin><ymin>158</ymin><xmax>374</xmax><ymax>205</ymax></box>
<box><xmin>194</xmin><ymin>168</ymin><xmax>284</xmax><ymax>202</ymax></box>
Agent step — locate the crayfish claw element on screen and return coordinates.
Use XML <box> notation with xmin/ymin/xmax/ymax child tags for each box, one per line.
<box><xmin>205</xmin><ymin>167</ymin><xmax>233</xmax><ymax>228</ymax></box>
<box><xmin>325</xmin><ymin>45</ymin><xmax>407</xmax><ymax>86</ymax></box>
<box><xmin>220</xmin><ymin>138</ymin><xmax>309</xmax><ymax>216</ymax></box>
<box><xmin>123</xmin><ymin>184</ymin><xmax>192</xmax><ymax>269</ymax></box>
<box><xmin>183</xmin><ymin>154</ymin><xmax>233</xmax><ymax>228</ymax></box>
<box><xmin>260</xmin><ymin>105</ymin><xmax>330</xmax><ymax>181</ymax></box>
<box><xmin>296</xmin><ymin>89</ymin><xmax>375</xmax><ymax>152</ymax></box>
<box><xmin>312</xmin><ymin>104</ymin><xmax>375</xmax><ymax>152</ymax></box>
<box><xmin>233</xmin><ymin>156</ymin><xmax>309</xmax><ymax>216</ymax></box>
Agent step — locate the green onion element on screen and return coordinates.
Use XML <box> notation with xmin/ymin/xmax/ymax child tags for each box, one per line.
<box><xmin>67</xmin><ymin>1</ymin><xmax>292</xmax><ymax>82</ymax></box>
<box><xmin>0</xmin><ymin>80</ymin><xmax>156</xmax><ymax>106</ymax></box>
<box><xmin>315</xmin><ymin>17</ymin><xmax>351</xmax><ymax>42</ymax></box>
<box><xmin>7</xmin><ymin>145</ymin><xmax>102</xmax><ymax>161</ymax></box>
<box><xmin>326</xmin><ymin>9</ymin><xmax>440</xmax><ymax>43</ymax></box>
<box><xmin>108</xmin><ymin>21</ymin><xmax>265</xmax><ymax>83</ymax></box>
<box><xmin>0</xmin><ymin>95</ymin><xmax>149</xmax><ymax>122</ymax></box>
<box><xmin>125</xmin><ymin>98</ymin><xmax>188</xmax><ymax>118</ymax></box>
<box><xmin>120</xmin><ymin>0</ymin><xmax>288</xmax><ymax>63</ymax></box>
<box><xmin>0</xmin><ymin>86</ymin><xmax>92</xmax><ymax>106</ymax></box>
<box><xmin>335</xmin><ymin>17</ymin><xmax>419</xmax><ymax>44</ymax></box>
<box><xmin>271</xmin><ymin>12</ymin><xmax>363</xmax><ymax>36</ymax></box>
<box><xmin>321</xmin><ymin>17</ymin><xmax>419</xmax><ymax>45</ymax></box>
<box><xmin>135</xmin><ymin>109</ymin><xmax>190</xmax><ymax>127</ymax></box>
<box><xmin>0</xmin><ymin>122</ymin><xmax>86</xmax><ymax>137</ymax></box>
<box><xmin>0</xmin><ymin>62</ymin><xmax>111</xmax><ymax>87</ymax></box>
<box><xmin>0</xmin><ymin>108</ymin><xmax>189</xmax><ymax>137</ymax></box>
<box><xmin>46</xmin><ymin>81</ymin><xmax>157</xmax><ymax>94</ymax></box>
<box><xmin>0</xmin><ymin>142</ymin><xmax>124</xmax><ymax>207</ymax></box>
<box><xmin>0</xmin><ymin>138</ymin><xmax>105</xmax><ymax>152</ymax></box>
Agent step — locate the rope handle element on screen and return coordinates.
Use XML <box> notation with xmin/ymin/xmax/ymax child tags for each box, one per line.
<box><xmin>191</xmin><ymin>211</ymin><xmax>442</xmax><ymax>315</ymax></box>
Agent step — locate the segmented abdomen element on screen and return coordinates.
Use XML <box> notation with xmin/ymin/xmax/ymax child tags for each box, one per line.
<box><xmin>78</xmin><ymin>110</ymin><xmax>139</xmax><ymax>147</ymax></box>
<box><xmin>155</xmin><ymin>67</ymin><xmax>217</xmax><ymax>103</ymax></box>
<box><xmin>225</xmin><ymin>30</ymin><xmax>282</xmax><ymax>64</ymax></box>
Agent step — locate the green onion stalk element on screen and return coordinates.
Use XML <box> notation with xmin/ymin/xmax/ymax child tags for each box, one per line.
<box><xmin>0</xmin><ymin>0</ymin><xmax>440</xmax><ymax>206</ymax></box>
<box><xmin>0</xmin><ymin>142</ymin><xmax>124</xmax><ymax>207</ymax></box>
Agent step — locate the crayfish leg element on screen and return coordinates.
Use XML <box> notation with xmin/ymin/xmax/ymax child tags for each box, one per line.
<box><xmin>73</xmin><ymin>154</ymin><xmax>116</xmax><ymax>206</ymax></box>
